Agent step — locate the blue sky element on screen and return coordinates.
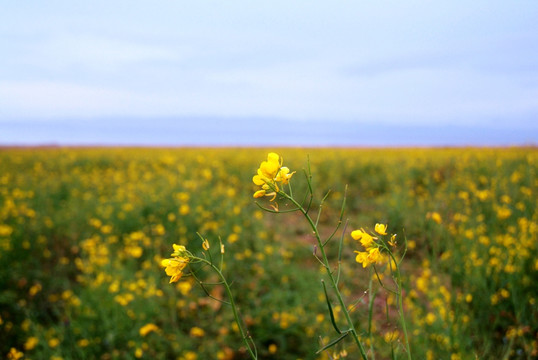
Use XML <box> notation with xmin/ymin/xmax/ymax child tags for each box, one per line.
<box><xmin>1</xmin><ymin>1</ymin><xmax>537</xmax><ymax>146</ymax></box>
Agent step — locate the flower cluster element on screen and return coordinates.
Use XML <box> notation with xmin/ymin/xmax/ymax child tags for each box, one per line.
<box><xmin>161</xmin><ymin>244</ymin><xmax>190</xmax><ymax>283</ymax></box>
<box><xmin>252</xmin><ymin>152</ymin><xmax>295</xmax><ymax>200</ymax></box>
<box><xmin>351</xmin><ymin>224</ymin><xmax>389</xmax><ymax>268</ymax></box>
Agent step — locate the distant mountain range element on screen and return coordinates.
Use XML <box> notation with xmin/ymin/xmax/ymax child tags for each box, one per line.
<box><xmin>1</xmin><ymin>117</ymin><xmax>537</xmax><ymax>147</ymax></box>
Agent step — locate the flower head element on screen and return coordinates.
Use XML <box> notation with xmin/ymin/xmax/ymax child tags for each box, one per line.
<box><xmin>252</xmin><ymin>152</ymin><xmax>294</xmax><ymax>200</ymax></box>
<box><xmin>7</xmin><ymin>348</ymin><xmax>24</xmax><ymax>360</ymax></box>
<box><xmin>374</xmin><ymin>223</ymin><xmax>388</xmax><ymax>235</ymax></box>
<box><xmin>171</xmin><ymin>244</ymin><xmax>187</xmax><ymax>257</ymax></box>
<box><xmin>351</xmin><ymin>228</ymin><xmax>375</xmax><ymax>249</ymax></box>
<box><xmin>162</xmin><ymin>244</ymin><xmax>190</xmax><ymax>283</ymax></box>
<box><xmin>275</xmin><ymin>167</ymin><xmax>295</xmax><ymax>185</ymax></box>
<box><xmin>388</xmin><ymin>234</ymin><xmax>397</xmax><ymax>247</ymax></box>
<box><xmin>352</xmin><ymin>227</ymin><xmax>385</xmax><ymax>267</ymax></box>
<box><xmin>139</xmin><ymin>323</ymin><xmax>160</xmax><ymax>337</ymax></box>
<box><xmin>354</xmin><ymin>251</ymin><xmax>370</xmax><ymax>268</ymax></box>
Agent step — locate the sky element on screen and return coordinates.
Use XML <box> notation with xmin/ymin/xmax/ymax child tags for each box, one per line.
<box><xmin>1</xmin><ymin>1</ymin><xmax>537</xmax><ymax>146</ymax></box>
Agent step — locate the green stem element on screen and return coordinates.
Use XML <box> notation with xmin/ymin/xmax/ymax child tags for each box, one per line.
<box><xmin>197</xmin><ymin>257</ymin><xmax>258</xmax><ymax>359</ymax></box>
<box><xmin>284</xmin><ymin>193</ymin><xmax>369</xmax><ymax>360</ymax></box>
<box><xmin>368</xmin><ymin>275</ymin><xmax>376</xmax><ymax>360</ymax></box>
<box><xmin>388</xmin><ymin>252</ymin><xmax>412</xmax><ymax>360</ymax></box>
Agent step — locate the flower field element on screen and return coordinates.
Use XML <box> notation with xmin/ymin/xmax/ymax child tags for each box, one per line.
<box><xmin>0</xmin><ymin>147</ymin><xmax>536</xmax><ymax>359</ymax></box>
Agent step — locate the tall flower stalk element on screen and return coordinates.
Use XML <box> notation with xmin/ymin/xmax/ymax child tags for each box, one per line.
<box><xmin>161</xmin><ymin>237</ymin><xmax>258</xmax><ymax>359</ymax></box>
<box><xmin>253</xmin><ymin>152</ymin><xmax>412</xmax><ymax>359</ymax></box>
<box><xmin>253</xmin><ymin>153</ymin><xmax>369</xmax><ymax>358</ymax></box>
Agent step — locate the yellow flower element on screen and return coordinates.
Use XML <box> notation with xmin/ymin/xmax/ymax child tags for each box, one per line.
<box><xmin>355</xmin><ymin>251</ymin><xmax>370</xmax><ymax>268</ymax></box>
<box><xmin>177</xmin><ymin>281</ymin><xmax>192</xmax><ymax>295</ymax></box>
<box><xmin>77</xmin><ymin>339</ymin><xmax>90</xmax><ymax>347</ymax></box>
<box><xmin>252</xmin><ymin>152</ymin><xmax>294</xmax><ymax>200</ymax></box>
<box><xmin>161</xmin><ymin>244</ymin><xmax>190</xmax><ymax>283</ymax></box>
<box><xmin>48</xmin><ymin>338</ymin><xmax>60</xmax><ymax>348</ymax></box>
<box><xmin>252</xmin><ymin>172</ymin><xmax>268</xmax><ymax>186</ymax></box>
<box><xmin>171</xmin><ymin>244</ymin><xmax>187</xmax><ymax>256</ymax></box>
<box><xmin>190</xmin><ymin>326</ymin><xmax>205</xmax><ymax>337</ymax></box>
<box><xmin>7</xmin><ymin>348</ymin><xmax>23</xmax><ymax>360</ymax></box>
<box><xmin>0</xmin><ymin>224</ymin><xmax>13</xmax><ymax>237</ymax></box>
<box><xmin>374</xmin><ymin>223</ymin><xmax>388</xmax><ymax>235</ymax></box>
<box><xmin>354</xmin><ymin>245</ymin><xmax>382</xmax><ymax>268</ymax></box>
<box><xmin>24</xmin><ymin>336</ymin><xmax>39</xmax><ymax>351</ymax></box>
<box><xmin>427</xmin><ymin>212</ymin><xmax>442</xmax><ymax>224</ymax></box>
<box><xmin>367</xmin><ymin>247</ymin><xmax>381</xmax><ymax>263</ymax></box>
<box><xmin>425</xmin><ymin>312</ymin><xmax>436</xmax><ymax>325</ymax></box>
<box><xmin>275</xmin><ymin>167</ymin><xmax>295</xmax><ymax>185</ymax></box>
<box><xmin>268</xmin><ymin>344</ymin><xmax>277</xmax><ymax>354</ymax></box>
<box><xmin>184</xmin><ymin>351</ymin><xmax>198</xmax><ymax>360</ymax></box>
<box><xmin>351</xmin><ymin>229</ymin><xmax>375</xmax><ymax>249</ymax></box>
<box><xmin>259</xmin><ymin>153</ymin><xmax>280</xmax><ymax>179</ymax></box>
<box><xmin>253</xmin><ymin>189</ymin><xmax>267</xmax><ymax>198</ymax></box>
<box><xmin>139</xmin><ymin>323</ymin><xmax>159</xmax><ymax>337</ymax></box>
<box><xmin>161</xmin><ymin>258</ymin><xmax>188</xmax><ymax>283</ymax></box>
<box><xmin>29</xmin><ymin>283</ymin><xmax>42</xmax><ymax>296</ymax></box>
<box><xmin>202</xmin><ymin>239</ymin><xmax>210</xmax><ymax>250</ymax></box>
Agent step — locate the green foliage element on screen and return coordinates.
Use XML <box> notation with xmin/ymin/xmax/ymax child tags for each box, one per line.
<box><xmin>0</xmin><ymin>147</ymin><xmax>536</xmax><ymax>359</ymax></box>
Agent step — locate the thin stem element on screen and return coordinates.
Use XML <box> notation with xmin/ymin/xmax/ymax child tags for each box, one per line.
<box><xmin>283</xmin><ymin>192</ymin><xmax>368</xmax><ymax>360</ymax></box>
<box><xmin>335</xmin><ymin>220</ymin><xmax>348</xmax><ymax>286</ymax></box>
<box><xmin>368</xmin><ymin>275</ymin><xmax>376</xmax><ymax>360</ymax></box>
<box><xmin>316</xmin><ymin>190</ymin><xmax>332</xmax><ymax>228</ymax></box>
<box><xmin>195</xmin><ymin>256</ymin><xmax>258</xmax><ymax>359</ymax></box>
<box><xmin>387</xmin><ymin>251</ymin><xmax>412</xmax><ymax>360</ymax></box>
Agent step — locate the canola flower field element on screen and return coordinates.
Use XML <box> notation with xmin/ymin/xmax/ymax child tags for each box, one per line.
<box><xmin>0</xmin><ymin>147</ymin><xmax>536</xmax><ymax>360</ymax></box>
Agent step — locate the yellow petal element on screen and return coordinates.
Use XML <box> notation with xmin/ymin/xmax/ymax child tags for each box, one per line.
<box><xmin>252</xmin><ymin>175</ymin><xmax>265</xmax><ymax>185</ymax></box>
<box><xmin>260</xmin><ymin>161</ymin><xmax>279</xmax><ymax>178</ymax></box>
<box><xmin>172</xmin><ymin>244</ymin><xmax>185</xmax><ymax>252</ymax></box>
<box><xmin>375</xmin><ymin>223</ymin><xmax>388</xmax><ymax>235</ymax></box>
<box><xmin>253</xmin><ymin>190</ymin><xmax>266</xmax><ymax>198</ymax></box>
<box><xmin>267</xmin><ymin>152</ymin><xmax>280</xmax><ymax>163</ymax></box>
<box><xmin>351</xmin><ymin>229</ymin><xmax>365</xmax><ymax>241</ymax></box>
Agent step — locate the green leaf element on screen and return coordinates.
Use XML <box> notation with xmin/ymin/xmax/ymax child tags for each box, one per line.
<box><xmin>316</xmin><ymin>331</ymin><xmax>350</xmax><ymax>354</ymax></box>
<box><xmin>322</xmin><ymin>280</ymin><xmax>342</xmax><ymax>334</ymax></box>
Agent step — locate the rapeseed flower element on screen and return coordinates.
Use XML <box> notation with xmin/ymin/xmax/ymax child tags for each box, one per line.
<box><xmin>275</xmin><ymin>166</ymin><xmax>294</xmax><ymax>184</ymax></box>
<box><xmin>161</xmin><ymin>244</ymin><xmax>190</xmax><ymax>283</ymax></box>
<box><xmin>139</xmin><ymin>323</ymin><xmax>160</xmax><ymax>337</ymax></box>
<box><xmin>190</xmin><ymin>326</ymin><xmax>205</xmax><ymax>337</ymax></box>
<box><xmin>374</xmin><ymin>223</ymin><xmax>388</xmax><ymax>235</ymax></box>
<box><xmin>351</xmin><ymin>226</ymin><xmax>388</xmax><ymax>267</ymax></box>
<box><xmin>7</xmin><ymin>348</ymin><xmax>23</xmax><ymax>360</ymax></box>
<box><xmin>354</xmin><ymin>251</ymin><xmax>370</xmax><ymax>268</ymax></box>
<box><xmin>252</xmin><ymin>152</ymin><xmax>295</xmax><ymax>200</ymax></box>
<box><xmin>388</xmin><ymin>234</ymin><xmax>397</xmax><ymax>247</ymax></box>
<box><xmin>354</xmin><ymin>247</ymin><xmax>382</xmax><ymax>268</ymax></box>
<box><xmin>0</xmin><ymin>224</ymin><xmax>13</xmax><ymax>236</ymax></box>
<box><xmin>24</xmin><ymin>337</ymin><xmax>39</xmax><ymax>351</ymax></box>
<box><xmin>351</xmin><ymin>228</ymin><xmax>375</xmax><ymax>249</ymax></box>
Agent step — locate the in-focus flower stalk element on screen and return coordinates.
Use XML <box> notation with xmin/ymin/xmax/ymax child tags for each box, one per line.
<box><xmin>253</xmin><ymin>152</ymin><xmax>369</xmax><ymax>359</ymax></box>
<box><xmin>162</xmin><ymin>239</ymin><xmax>258</xmax><ymax>359</ymax></box>
<box><xmin>353</xmin><ymin>224</ymin><xmax>412</xmax><ymax>360</ymax></box>
<box><xmin>253</xmin><ymin>152</ymin><xmax>412</xmax><ymax>359</ymax></box>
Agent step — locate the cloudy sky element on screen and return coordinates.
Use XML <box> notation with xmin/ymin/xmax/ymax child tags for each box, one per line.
<box><xmin>1</xmin><ymin>1</ymin><xmax>537</xmax><ymax>146</ymax></box>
